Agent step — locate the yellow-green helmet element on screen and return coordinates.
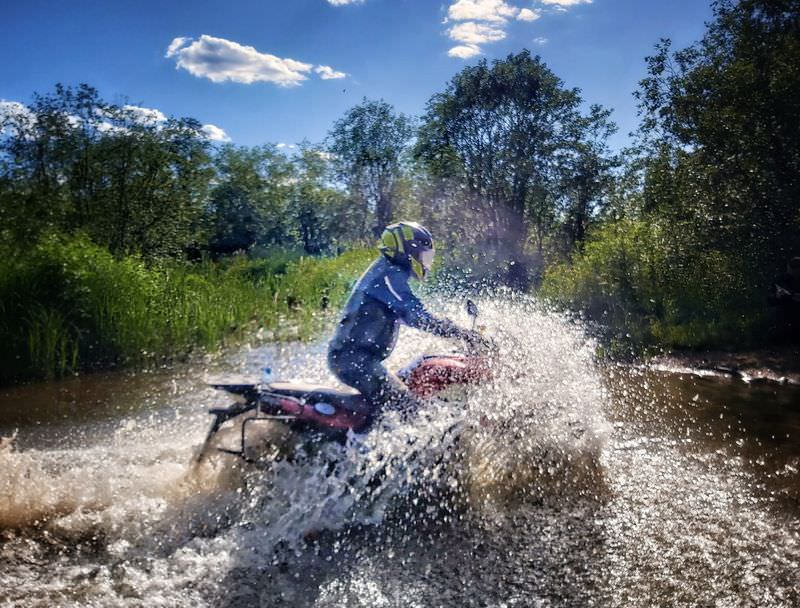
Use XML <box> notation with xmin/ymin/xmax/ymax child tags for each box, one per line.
<box><xmin>379</xmin><ymin>221</ymin><xmax>435</xmax><ymax>280</ymax></box>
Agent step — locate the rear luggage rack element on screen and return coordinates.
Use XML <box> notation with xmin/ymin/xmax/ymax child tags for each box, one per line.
<box><xmin>214</xmin><ymin>414</ymin><xmax>298</xmax><ymax>461</ymax></box>
<box><xmin>195</xmin><ymin>396</ymin><xmax>300</xmax><ymax>463</ymax></box>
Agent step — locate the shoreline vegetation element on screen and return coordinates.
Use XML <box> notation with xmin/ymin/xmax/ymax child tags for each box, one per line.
<box><xmin>1</xmin><ymin>1</ymin><xmax>797</xmax><ymax>386</ymax></box>
<box><xmin>538</xmin><ymin>0</ymin><xmax>799</xmax><ymax>354</ymax></box>
<box><xmin>0</xmin><ymin>237</ymin><xmax>373</xmax><ymax>385</ymax></box>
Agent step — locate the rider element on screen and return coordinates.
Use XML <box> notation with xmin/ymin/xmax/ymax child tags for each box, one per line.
<box><xmin>328</xmin><ymin>221</ymin><xmax>489</xmax><ymax>419</ymax></box>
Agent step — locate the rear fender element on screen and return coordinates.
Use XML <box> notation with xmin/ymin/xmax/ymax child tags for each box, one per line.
<box><xmin>209</xmin><ymin>383</ymin><xmax>260</xmax><ymax>402</ymax></box>
<box><xmin>258</xmin><ymin>392</ymin><xmax>370</xmax><ymax>433</ymax></box>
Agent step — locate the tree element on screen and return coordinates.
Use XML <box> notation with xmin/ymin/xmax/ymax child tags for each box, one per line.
<box><xmin>544</xmin><ymin>0</ymin><xmax>800</xmax><ymax>348</ymax></box>
<box><xmin>290</xmin><ymin>144</ymin><xmax>354</xmax><ymax>254</ymax></box>
<box><xmin>92</xmin><ymin>111</ymin><xmax>214</xmax><ymax>258</ymax></box>
<box><xmin>557</xmin><ymin>104</ymin><xmax>619</xmax><ymax>254</ymax></box>
<box><xmin>636</xmin><ymin>0</ymin><xmax>800</xmax><ymax>278</ymax></box>
<box><xmin>0</xmin><ymin>84</ymin><xmax>214</xmax><ymax>258</ymax></box>
<box><xmin>416</xmin><ymin>50</ymin><xmax>615</xmax><ymax>287</ymax></box>
<box><xmin>205</xmin><ymin>145</ymin><xmax>293</xmax><ymax>256</ymax></box>
<box><xmin>327</xmin><ymin>99</ymin><xmax>414</xmax><ymax>237</ymax></box>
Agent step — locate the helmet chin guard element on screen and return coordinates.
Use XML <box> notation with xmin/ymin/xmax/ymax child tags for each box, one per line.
<box><xmin>415</xmin><ymin>247</ymin><xmax>435</xmax><ymax>280</ymax></box>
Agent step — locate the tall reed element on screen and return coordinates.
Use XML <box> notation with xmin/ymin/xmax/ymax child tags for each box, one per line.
<box><xmin>0</xmin><ymin>236</ymin><xmax>373</xmax><ymax>384</ymax></box>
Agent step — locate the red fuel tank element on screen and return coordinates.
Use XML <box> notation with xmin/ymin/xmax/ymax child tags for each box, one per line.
<box><xmin>404</xmin><ymin>355</ymin><xmax>491</xmax><ymax>398</ymax></box>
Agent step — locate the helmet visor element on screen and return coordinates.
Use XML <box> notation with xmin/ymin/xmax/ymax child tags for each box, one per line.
<box><xmin>420</xmin><ymin>248</ymin><xmax>435</xmax><ymax>275</ymax></box>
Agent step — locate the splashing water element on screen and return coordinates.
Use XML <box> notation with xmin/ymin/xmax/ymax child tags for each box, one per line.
<box><xmin>0</xmin><ymin>294</ymin><xmax>798</xmax><ymax>607</ymax></box>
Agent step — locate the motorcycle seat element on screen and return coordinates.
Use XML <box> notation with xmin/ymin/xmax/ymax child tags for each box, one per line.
<box><xmin>267</xmin><ymin>382</ymin><xmax>370</xmax><ymax>414</ymax></box>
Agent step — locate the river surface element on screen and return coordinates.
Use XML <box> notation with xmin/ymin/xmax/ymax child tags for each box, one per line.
<box><xmin>1</xmin><ymin>297</ymin><xmax>799</xmax><ymax>607</ymax></box>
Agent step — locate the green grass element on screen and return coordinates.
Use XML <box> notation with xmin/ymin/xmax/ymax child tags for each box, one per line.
<box><xmin>0</xmin><ymin>235</ymin><xmax>373</xmax><ymax>384</ymax></box>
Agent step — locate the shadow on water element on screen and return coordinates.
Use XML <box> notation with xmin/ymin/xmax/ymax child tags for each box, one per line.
<box><xmin>212</xmin><ymin>485</ymin><xmax>611</xmax><ymax>608</ymax></box>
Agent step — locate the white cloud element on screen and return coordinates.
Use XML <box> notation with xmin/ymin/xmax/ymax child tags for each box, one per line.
<box><xmin>0</xmin><ymin>100</ymin><xmax>81</xmax><ymax>134</ymax></box>
<box><xmin>123</xmin><ymin>104</ymin><xmax>167</xmax><ymax>124</ymax></box>
<box><xmin>201</xmin><ymin>123</ymin><xmax>231</xmax><ymax>142</ymax></box>
<box><xmin>0</xmin><ymin>100</ymin><xmax>37</xmax><ymax>138</ymax></box>
<box><xmin>517</xmin><ymin>8</ymin><xmax>540</xmax><ymax>21</ymax></box>
<box><xmin>448</xmin><ymin>44</ymin><xmax>482</xmax><ymax>59</ymax></box>
<box><xmin>165</xmin><ymin>37</ymin><xmax>191</xmax><ymax>58</ymax></box>
<box><xmin>277</xmin><ymin>143</ymin><xmax>297</xmax><ymax>149</ymax></box>
<box><xmin>0</xmin><ymin>100</ymin><xmax>31</xmax><ymax>117</ymax></box>
<box><xmin>312</xmin><ymin>150</ymin><xmax>334</xmax><ymax>161</ymax></box>
<box><xmin>443</xmin><ymin>0</ymin><xmax>594</xmax><ymax>59</ymax></box>
<box><xmin>166</xmin><ymin>35</ymin><xmax>346</xmax><ymax>87</ymax></box>
<box><xmin>327</xmin><ymin>0</ymin><xmax>363</xmax><ymax>4</ymax></box>
<box><xmin>315</xmin><ymin>65</ymin><xmax>347</xmax><ymax>80</ymax></box>
<box><xmin>95</xmin><ymin>121</ymin><xmax>128</xmax><ymax>135</ymax></box>
<box><xmin>448</xmin><ymin>21</ymin><xmax>506</xmax><ymax>45</ymax></box>
<box><xmin>0</xmin><ymin>100</ymin><xmax>36</xmax><ymax>133</ymax></box>
<box><xmin>533</xmin><ymin>36</ymin><xmax>549</xmax><ymax>45</ymax></box>
<box><xmin>166</xmin><ymin>35</ymin><xmax>314</xmax><ymax>87</ymax></box>
<box><xmin>447</xmin><ymin>0</ymin><xmax>519</xmax><ymax>23</ymax></box>
<box><xmin>1</xmin><ymin>99</ymin><xmax>227</xmax><ymax>143</ymax></box>
<box><xmin>445</xmin><ymin>0</ymin><xmax>542</xmax><ymax>59</ymax></box>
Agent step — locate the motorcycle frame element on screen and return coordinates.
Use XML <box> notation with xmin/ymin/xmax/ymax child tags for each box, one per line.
<box><xmin>196</xmin><ymin>392</ymin><xmax>302</xmax><ymax>463</ymax></box>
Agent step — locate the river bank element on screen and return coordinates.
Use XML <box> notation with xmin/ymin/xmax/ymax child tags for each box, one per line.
<box><xmin>649</xmin><ymin>345</ymin><xmax>800</xmax><ymax>386</ymax></box>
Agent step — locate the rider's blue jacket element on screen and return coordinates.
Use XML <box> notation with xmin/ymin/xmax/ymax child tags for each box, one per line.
<box><xmin>329</xmin><ymin>255</ymin><xmax>464</xmax><ymax>360</ymax></box>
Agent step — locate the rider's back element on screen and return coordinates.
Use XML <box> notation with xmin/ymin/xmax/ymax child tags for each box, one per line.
<box><xmin>329</xmin><ymin>256</ymin><xmax>412</xmax><ymax>360</ymax></box>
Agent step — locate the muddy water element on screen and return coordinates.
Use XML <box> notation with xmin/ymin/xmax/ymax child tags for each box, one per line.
<box><xmin>0</xmin><ymin>297</ymin><xmax>798</xmax><ymax>607</ymax></box>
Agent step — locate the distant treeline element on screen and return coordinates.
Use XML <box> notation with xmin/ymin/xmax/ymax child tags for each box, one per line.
<box><xmin>0</xmin><ymin>59</ymin><xmax>617</xmax><ymax>281</ymax></box>
<box><xmin>1</xmin><ymin>0</ymin><xmax>798</xmax><ymax>366</ymax></box>
<box><xmin>0</xmin><ymin>87</ymin><xmax>365</xmax><ymax>259</ymax></box>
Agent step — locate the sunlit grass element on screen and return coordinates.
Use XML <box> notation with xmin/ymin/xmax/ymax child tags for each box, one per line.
<box><xmin>0</xmin><ymin>235</ymin><xmax>373</xmax><ymax>384</ymax></box>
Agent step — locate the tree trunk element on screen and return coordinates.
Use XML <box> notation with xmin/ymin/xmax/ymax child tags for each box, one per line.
<box><xmin>374</xmin><ymin>177</ymin><xmax>392</xmax><ymax>237</ymax></box>
<box><xmin>504</xmin><ymin>203</ymin><xmax>530</xmax><ymax>290</ymax></box>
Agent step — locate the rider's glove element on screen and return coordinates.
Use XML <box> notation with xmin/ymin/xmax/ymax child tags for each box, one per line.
<box><xmin>462</xmin><ymin>329</ymin><xmax>496</xmax><ymax>353</ymax></box>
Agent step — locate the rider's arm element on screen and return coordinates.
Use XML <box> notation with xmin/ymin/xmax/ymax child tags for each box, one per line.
<box><xmin>365</xmin><ymin>272</ymin><xmax>468</xmax><ymax>339</ymax></box>
<box><xmin>405</xmin><ymin>298</ymin><xmax>466</xmax><ymax>338</ymax></box>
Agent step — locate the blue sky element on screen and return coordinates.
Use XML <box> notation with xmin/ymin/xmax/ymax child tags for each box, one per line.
<box><xmin>1</xmin><ymin>0</ymin><xmax>713</xmax><ymax>151</ymax></box>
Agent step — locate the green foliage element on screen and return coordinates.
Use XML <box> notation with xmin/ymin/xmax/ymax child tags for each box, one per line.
<box><xmin>542</xmin><ymin>0</ymin><xmax>799</xmax><ymax>352</ymax></box>
<box><xmin>0</xmin><ymin>84</ymin><xmax>214</xmax><ymax>258</ymax></box>
<box><xmin>636</xmin><ymin>0</ymin><xmax>800</xmax><ymax>275</ymax></box>
<box><xmin>4</xmin><ymin>1</ymin><xmax>796</xmax><ymax>376</ymax></box>
<box><xmin>327</xmin><ymin>98</ymin><xmax>415</xmax><ymax>237</ymax></box>
<box><xmin>0</xmin><ymin>83</ymin><xmax>381</xmax><ymax>385</ymax></box>
<box><xmin>205</xmin><ymin>144</ymin><xmax>295</xmax><ymax>255</ymax></box>
<box><xmin>290</xmin><ymin>144</ymin><xmax>360</xmax><ymax>253</ymax></box>
<box><xmin>205</xmin><ymin>143</ymin><xmax>357</xmax><ymax>256</ymax></box>
<box><xmin>541</xmin><ymin>217</ymin><xmax>769</xmax><ymax>350</ymax></box>
<box><xmin>415</xmin><ymin>50</ymin><xmax>617</xmax><ymax>287</ymax></box>
<box><xmin>541</xmin><ymin>218</ymin><xmax>663</xmax><ymax>345</ymax></box>
<box><xmin>0</xmin><ymin>236</ymin><xmax>372</xmax><ymax>384</ymax></box>
<box><xmin>0</xmin><ymin>85</ymin><xmax>357</xmax><ymax>262</ymax></box>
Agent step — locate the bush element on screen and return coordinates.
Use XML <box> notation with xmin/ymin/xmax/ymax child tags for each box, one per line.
<box><xmin>539</xmin><ymin>217</ymin><xmax>769</xmax><ymax>352</ymax></box>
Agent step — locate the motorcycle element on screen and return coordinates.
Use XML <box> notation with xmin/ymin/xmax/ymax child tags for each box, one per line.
<box><xmin>195</xmin><ymin>300</ymin><xmax>492</xmax><ymax>463</ymax></box>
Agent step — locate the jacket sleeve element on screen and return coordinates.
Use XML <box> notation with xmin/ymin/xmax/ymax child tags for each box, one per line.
<box><xmin>364</xmin><ymin>272</ymin><xmax>467</xmax><ymax>339</ymax></box>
